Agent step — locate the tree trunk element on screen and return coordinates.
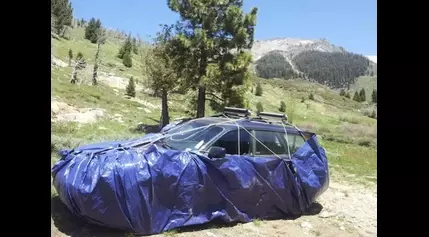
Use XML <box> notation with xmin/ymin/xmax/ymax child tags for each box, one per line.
<box><xmin>160</xmin><ymin>89</ymin><xmax>170</xmax><ymax>128</ymax></box>
<box><xmin>196</xmin><ymin>85</ymin><xmax>206</xmax><ymax>118</ymax></box>
<box><xmin>70</xmin><ymin>63</ymin><xmax>78</xmax><ymax>84</ymax></box>
<box><xmin>92</xmin><ymin>42</ymin><xmax>101</xmax><ymax>86</ymax></box>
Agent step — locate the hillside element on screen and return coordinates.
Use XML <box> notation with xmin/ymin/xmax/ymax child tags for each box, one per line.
<box><xmin>251</xmin><ymin>38</ymin><xmax>377</xmax><ymax>89</ymax></box>
<box><xmin>51</xmin><ymin>23</ymin><xmax>377</xmax><ymax>237</ymax></box>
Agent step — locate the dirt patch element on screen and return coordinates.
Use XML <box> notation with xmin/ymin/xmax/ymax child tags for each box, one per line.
<box><xmin>52</xmin><ymin>56</ymin><xmax>68</xmax><ymax>68</ymax></box>
<box><xmin>98</xmin><ymin>72</ymin><xmax>143</xmax><ymax>91</ymax></box>
<box><xmin>51</xmin><ymin>99</ymin><xmax>105</xmax><ymax>124</ymax></box>
<box><xmin>51</xmin><ymin>179</ymin><xmax>376</xmax><ymax>237</ymax></box>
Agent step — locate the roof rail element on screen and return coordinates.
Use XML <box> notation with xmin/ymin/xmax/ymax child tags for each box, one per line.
<box><xmin>255</xmin><ymin>111</ymin><xmax>288</xmax><ymax>124</ymax></box>
<box><xmin>223</xmin><ymin>107</ymin><xmax>252</xmax><ymax>118</ymax></box>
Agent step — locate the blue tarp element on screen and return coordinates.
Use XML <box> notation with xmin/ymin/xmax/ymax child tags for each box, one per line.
<box><xmin>52</xmin><ymin>133</ymin><xmax>329</xmax><ymax>235</ymax></box>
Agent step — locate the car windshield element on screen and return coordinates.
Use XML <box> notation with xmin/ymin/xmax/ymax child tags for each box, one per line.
<box><xmin>160</xmin><ymin>120</ymin><xmax>224</xmax><ymax>151</ymax></box>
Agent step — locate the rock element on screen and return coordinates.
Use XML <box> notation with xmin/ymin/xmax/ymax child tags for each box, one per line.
<box><xmin>143</xmin><ymin>108</ymin><xmax>152</xmax><ymax>113</ymax></box>
<box><xmin>114</xmin><ymin>114</ymin><xmax>122</xmax><ymax>117</ymax></box>
<box><xmin>205</xmin><ymin>232</ymin><xmax>217</xmax><ymax>237</ymax></box>
<box><xmin>300</xmin><ymin>221</ymin><xmax>313</xmax><ymax>229</ymax></box>
<box><xmin>319</xmin><ymin>211</ymin><xmax>335</xmax><ymax>218</ymax></box>
<box><xmin>340</xmin><ymin>226</ymin><xmax>346</xmax><ymax>231</ymax></box>
<box><xmin>98</xmin><ymin>126</ymin><xmax>107</xmax><ymax>130</ymax></box>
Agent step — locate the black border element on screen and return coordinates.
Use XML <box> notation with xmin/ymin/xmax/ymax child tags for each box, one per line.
<box><xmin>3</xmin><ymin>0</ymin><xmax>428</xmax><ymax>235</ymax></box>
<box><xmin>3</xmin><ymin>0</ymin><xmax>51</xmax><ymax>234</ymax></box>
<box><xmin>378</xmin><ymin>1</ymin><xmax>428</xmax><ymax>236</ymax></box>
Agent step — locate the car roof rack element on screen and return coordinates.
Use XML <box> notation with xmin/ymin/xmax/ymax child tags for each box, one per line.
<box><xmin>252</xmin><ymin>111</ymin><xmax>288</xmax><ymax>125</ymax></box>
<box><xmin>216</xmin><ymin>107</ymin><xmax>252</xmax><ymax>118</ymax></box>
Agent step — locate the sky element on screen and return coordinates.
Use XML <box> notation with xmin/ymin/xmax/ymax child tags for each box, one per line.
<box><xmin>70</xmin><ymin>0</ymin><xmax>377</xmax><ymax>56</ymax></box>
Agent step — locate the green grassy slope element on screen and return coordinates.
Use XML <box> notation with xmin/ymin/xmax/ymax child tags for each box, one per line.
<box><xmin>51</xmin><ymin>27</ymin><xmax>377</xmax><ymax>188</ymax></box>
<box><xmin>349</xmin><ymin>76</ymin><xmax>377</xmax><ymax>102</ymax></box>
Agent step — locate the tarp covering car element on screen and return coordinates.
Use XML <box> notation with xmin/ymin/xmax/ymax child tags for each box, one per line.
<box><xmin>52</xmin><ymin>133</ymin><xmax>329</xmax><ymax>235</ymax></box>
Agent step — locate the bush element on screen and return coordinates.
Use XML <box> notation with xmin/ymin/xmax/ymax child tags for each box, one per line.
<box><xmin>309</xmin><ymin>93</ymin><xmax>314</xmax><ymax>100</ymax></box>
<box><xmin>279</xmin><ymin>100</ymin><xmax>286</xmax><ymax>112</ymax></box>
<box><xmin>255</xmin><ymin>82</ymin><xmax>263</xmax><ymax>96</ymax></box>
<box><xmin>122</xmin><ymin>52</ymin><xmax>132</xmax><ymax>68</ymax></box>
<box><xmin>256</xmin><ymin>101</ymin><xmax>264</xmax><ymax>113</ymax></box>
<box><xmin>345</xmin><ymin>92</ymin><xmax>351</xmax><ymax>99</ymax></box>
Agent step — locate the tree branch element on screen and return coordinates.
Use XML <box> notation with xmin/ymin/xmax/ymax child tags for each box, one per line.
<box><xmin>206</xmin><ymin>93</ymin><xmax>224</xmax><ymax>101</ymax></box>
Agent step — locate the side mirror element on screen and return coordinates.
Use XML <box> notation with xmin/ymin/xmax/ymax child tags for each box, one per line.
<box><xmin>208</xmin><ymin>146</ymin><xmax>226</xmax><ymax>159</ymax></box>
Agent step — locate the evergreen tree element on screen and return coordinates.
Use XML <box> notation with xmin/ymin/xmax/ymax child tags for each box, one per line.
<box><xmin>132</xmin><ymin>37</ymin><xmax>139</xmax><ymax>54</ymax></box>
<box><xmin>256</xmin><ymin>102</ymin><xmax>264</xmax><ymax>114</ymax></box>
<box><xmin>126</xmin><ymin>77</ymin><xmax>136</xmax><ymax>97</ymax></box>
<box><xmin>68</xmin><ymin>49</ymin><xmax>73</xmax><ymax>66</ymax></box>
<box><xmin>118</xmin><ymin>35</ymin><xmax>133</xmax><ymax>59</ymax></box>
<box><xmin>353</xmin><ymin>91</ymin><xmax>360</xmax><ymax>102</ymax></box>
<box><xmin>339</xmin><ymin>89</ymin><xmax>346</xmax><ymax>96</ymax></box>
<box><xmin>359</xmin><ymin>88</ymin><xmax>366</xmax><ymax>102</ymax></box>
<box><xmin>371</xmin><ymin>89</ymin><xmax>377</xmax><ymax>103</ymax></box>
<box><xmin>76</xmin><ymin>52</ymin><xmax>83</xmax><ymax>60</ymax></box>
<box><xmin>51</xmin><ymin>0</ymin><xmax>73</xmax><ymax>36</ymax></box>
<box><xmin>167</xmin><ymin>0</ymin><xmax>258</xmax><ymax>117</ymax></box>
<box><xmin>279</xmin><ymin>101</ymin><xmax>286</xmax><ymax>112</ymax></box>
<box><xmin>255</xmin><ymin>82</ymin><xmax>263</xmax><ymax>96</ymax></box>
<box><xmin>345</xmin><ymin>92</ymin><xmax>351</xmax><ymax>99</ymax></box>
<box><xmin>84</xmin><ymin>18</ymin><xmax>102</xmax><ymax>43</ymax></box>
<box><xmin>122</xmin><ymin>52</ymin><xmax>132</xmax><ymax>68</ymax></box>
<box><xmin>144</xmin><ymin>26</ymin><xmax>180</xmax><ymax>128</ymax></box>
<box><xmin>309</xmin><ymin>93</ymin><xmax>314</xmax><ymax>100</ymax></box>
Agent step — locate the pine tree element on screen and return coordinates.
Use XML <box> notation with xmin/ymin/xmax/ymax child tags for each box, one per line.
<box><xmin>255</xmin><ymin>82</ymin><xmax>263</xmax><ymax>96</ymax></box>
<box><xmin>118</xmin><ymin>35</ymin><xmax>133</xmax><ymax>59</ymax></box>
<box><xmin>256</xmin><ymin>102</ymin><xmax>264</xmax><ymax>114</ymax></box>
<box><xmin>144</xmin><ymin>26</ymin><xmax>180</xmax><ymax>128</ymax></box>
<box><xmin>68</xmin><ymin>49</ymin><xmax>73</xmax><ymax>66</ymax></box>
<box><xmin>132</xmin><ymin>37</ymin><xmax>139</xmax><ymax>54</ymax></box>
<box><xmin>345</xmin><ymin>92</ymin><xmax>351</xmax><ymax>99</ymax></box>
<box><xmin>76</xmin><ymin>52</ymin><xmax>83</xmax><ymax>60</ymax></box>
<box><xmin>353</xmin><ymin>91</ymin><xmax>360</xmax><ymax>102</ymax></box>
<box><xmin>167</xmin><ymin>0</ymin><xmax>258</xmax><ymax>117</ymax></box>
<box><xmin>51</xmin><ymin>0</ymin><xmax>74</xmax><ymax>36</ymax></box>
<box><xmin>126</xmin><ymin>77</ymin><xmax>136</xmax><ymax>97</ymax></box>
<box><xmin>371</xmin><ymin>89</ymin><xmax>377</xmax><ymax>103</ymax></box>
<box><xmin>279</xmin><ymin>101</ymin><xmax>286</xmax><ymax>112</ymax></box>
<box><xmin>122</xmin><ymin>52</ymin><xmax>132</xmax><ymax>68</ymax></box>
<box><xmin>359</xmin><ymin>88</ymin><xmax>366</xmax><ymax>102</ymax></box>
<box><xmin>84</xmin><ymin>18</ymin><xmax>102</xmax><ymax>43</ymax></box>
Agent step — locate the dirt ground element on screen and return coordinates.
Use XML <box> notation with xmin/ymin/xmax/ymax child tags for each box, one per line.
<box><xmin>51</xmin><ymin>177</ymin><xmax>376</xmax><ymax>237</ymax></box>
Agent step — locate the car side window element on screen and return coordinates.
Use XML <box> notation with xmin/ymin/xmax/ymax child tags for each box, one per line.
<box><xmin>254</xmin><ymin>130</ymin><xmax>287</xmax><ymax>156</ymax></box>
<box><xmin>285</xmin><ymin>133</ymin><xmax>306</xmax><ymax>154</ymax></box>
<box><xmin>212</xmin><ymin>129</ymin><xmax>251</xmax><ymax>155</ymax></box>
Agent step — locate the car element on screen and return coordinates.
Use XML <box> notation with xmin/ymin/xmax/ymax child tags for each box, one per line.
<box><xmin>52</xmin><ymin>107</ymin><xmax>329</xmax><ymax>236</ymax></box>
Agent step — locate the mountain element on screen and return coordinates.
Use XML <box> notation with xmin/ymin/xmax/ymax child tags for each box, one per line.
<box><xmin>365</xmin><ymin>55</ymin><xmax>377</xmax><ymax>63</ymax></box>
<box><xmin>251</xmin><ymin>38</ymin><xmax>377</xmax><ymax>89</ymax></box>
